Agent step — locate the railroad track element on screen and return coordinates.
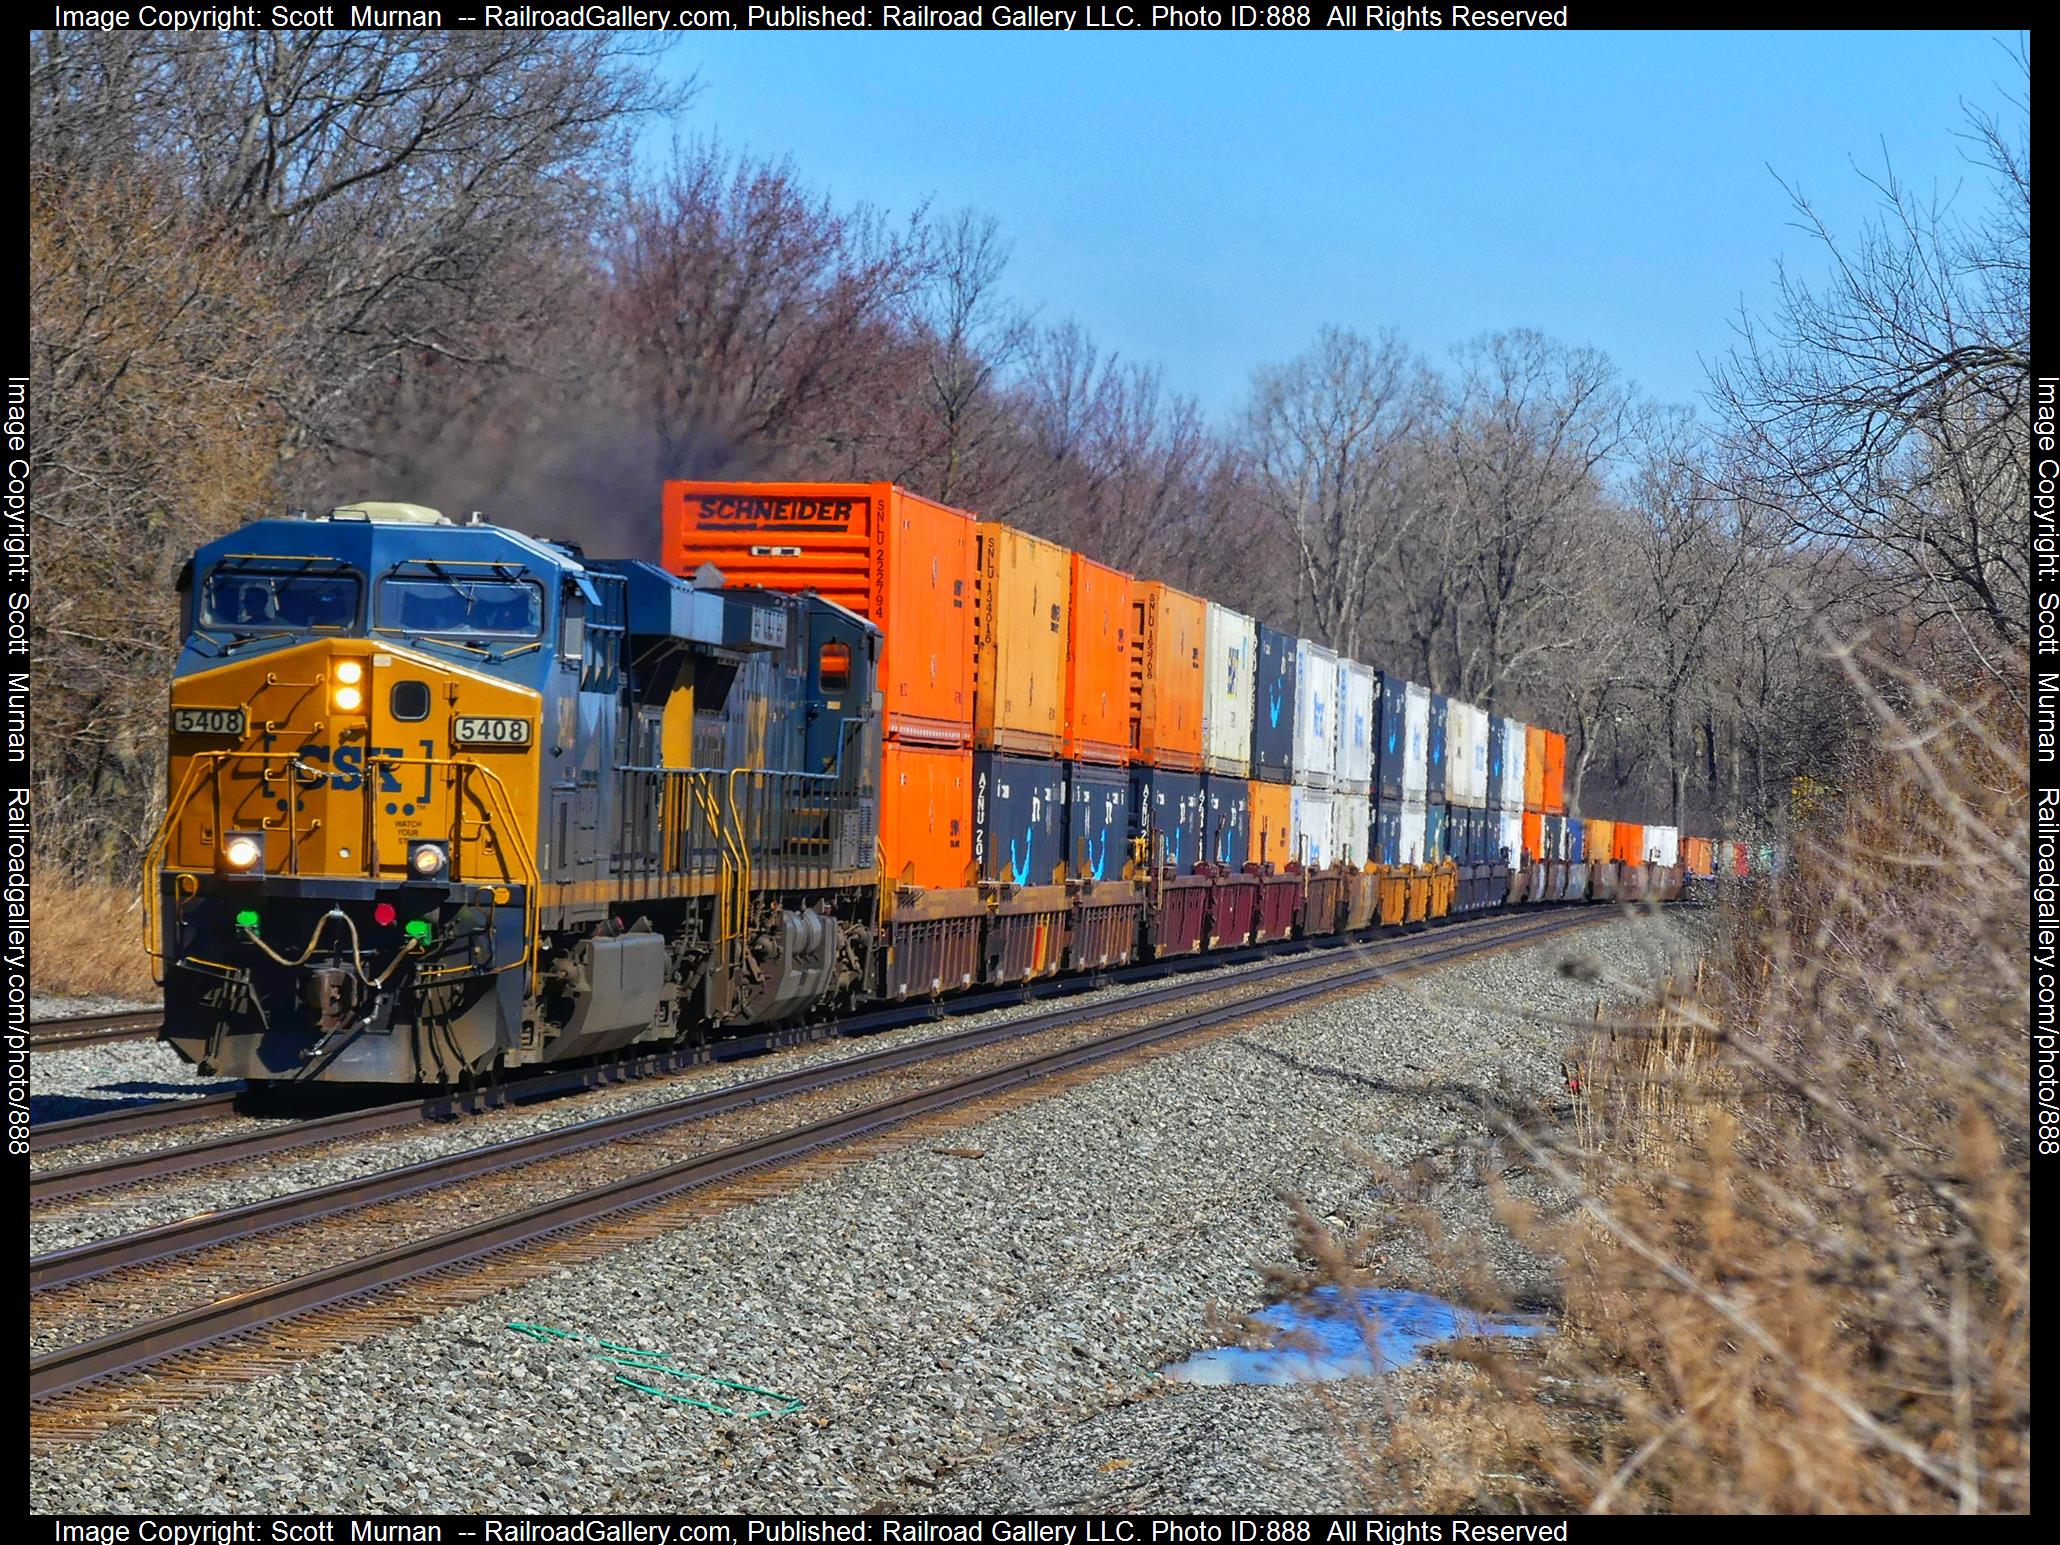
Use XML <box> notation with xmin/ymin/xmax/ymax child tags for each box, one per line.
<box><xmin>30</xmin><ymin>906</ymin><xmax>1563</xmax><ymax>1181</ymax></box>
<box><xmin>28</xmin><ymin>1011</ymin><xmax>162</xmax><ymax>1051</ymax></box>
<box><xmin>29</xmin><ymin>908</ymin><xmax>1600</xmax><ymax>1411</ymax></box>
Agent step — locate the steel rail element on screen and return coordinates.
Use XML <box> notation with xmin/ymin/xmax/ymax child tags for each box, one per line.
<box><xmin>28</xmin><ymin>1012</ymin><xmax>164</xmax><ymax>1050</ymax></box>
<box><xmin>28</xmin><ymin>906</ymin><xmax>1523</xmax><ymax>1180</ymax></box>
<box><xmin>29</xmin><ymin>912</ymin><xmax>1581</xmax><ymax>1291</ymax></box>
<box><xmin>29</xmin><ymin>910</ymin><xmax>1600</xmax><ymax>1403</ymax></box>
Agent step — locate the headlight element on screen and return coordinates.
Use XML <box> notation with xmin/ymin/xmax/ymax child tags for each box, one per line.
<box><xmin>222</xmin><ymin>834</ymin><xmax>262</xmax><ymax>870</ymax></box>
<box><xmin>408</xmin><ymin>841</ymin><xmax>448</xmax><ymax>878</ymax></box>
<box><xmin>333</xmin><ymin>685</ymin><xmax>364</xmax><ymax>712</ymax></box>
<box><xmin>333</xmin><ymin>659</ymin><xmax>364</xmax><ymax>685</ymax></box>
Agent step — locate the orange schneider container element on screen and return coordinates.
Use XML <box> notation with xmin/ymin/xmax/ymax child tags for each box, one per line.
<box><xmin>1585</xmin><ymin>818</ymin><xmax>1615</xmax><ymax>865</ymax></box>
<box><xmin>1612</xmin><ymin>822</ymin><xmax>1646</xmax><ymax>866</ymax></box>
<box><xmin>663</xmin><ymin>481</ymin><xmax>973</xmax><ymax>746</ymax></box>
<box><xmin>1523</xmin><ymin>724</ymin><xmax>1547</xmax><ymax>811</ymax></box>
<box><xmin>1064</xmin><ymin>551</ymin><xmax>1132</xmax><ymax>765</ymax></box>
<box><xmin>1247</xmin><ymin>779</ymin><xmax>1292</xmax><ymax>869</ymax></box>
<box><xmin>973</xmin><ymin>523</ymin><xmax>1070</xmax><ymax>756</ymax></box>
<box><xmin>1521</xmin><ymin>811</ymin><xmax>1543</xmax><ymax>864</ymax></box>
<box><xmin>1541</xmin><ymin>731</ymin><xmax>1567</xmax><ymax>814</ymax></box>
<box><xmin>1129</xmin><ymin>581</ymin><xmax>1206</xmax><ymax>770</ymax></box>
<box><xmin>879</xmin><ymin>742</ymin><xmax>972</xmax><ymax>890</ymax></box>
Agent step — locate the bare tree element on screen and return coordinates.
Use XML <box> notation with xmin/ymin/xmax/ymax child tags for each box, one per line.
<box><xmin>1709</xmin><ymin>37</ymin><xmax>2030</xmax><ymax>665</ymax></box>
<box><xmin>1241</xmin><ymin>327</ymin><xmax>1435</xmax><ymax>657</ymax></box>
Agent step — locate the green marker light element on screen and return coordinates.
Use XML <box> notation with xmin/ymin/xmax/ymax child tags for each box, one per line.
<box><xmin>403</xmin><ymin>919</ymin><xmax>432</xmax><ymax>941</ymax></box>
<box><xmin>234</xmin><ymin>909</ymin><xmax>260</xmax><ymax>932</ymax></box>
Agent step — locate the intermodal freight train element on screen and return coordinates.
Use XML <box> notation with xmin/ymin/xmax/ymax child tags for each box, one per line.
<box><xmin>147</xmin><ymin>486</ymin><xmax>1736</xmax><ymax>1085</ymax></box>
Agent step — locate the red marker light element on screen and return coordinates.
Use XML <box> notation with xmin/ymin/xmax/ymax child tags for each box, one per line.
<box><xmin>373</xmin><ymin>902</ymin><xmax>398</xmax><ymax>926</ymax></box>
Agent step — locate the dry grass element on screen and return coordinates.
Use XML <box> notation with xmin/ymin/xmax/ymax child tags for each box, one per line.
<box><xmin>1311</xmin><ymin>653</ymin><xmax>2030</xmax><ymax>1513</ymax></box>
<box><xmin>29</xmin><ymin>871</ymin><xmax>157</xmax><ymax>1002</ymax></box>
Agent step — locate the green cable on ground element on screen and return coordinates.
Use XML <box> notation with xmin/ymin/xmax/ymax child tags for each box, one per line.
<box><xmin>504</xmin><ymin>1323</ymin><xmax>805</xmax><ymax>1418</ymax></box>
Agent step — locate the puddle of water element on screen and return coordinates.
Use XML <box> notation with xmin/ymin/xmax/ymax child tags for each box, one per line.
<box><xmin>1161</xmin><ymin>1286</ymin><xmax>1549</xmax><ymax>1386</ymax></box>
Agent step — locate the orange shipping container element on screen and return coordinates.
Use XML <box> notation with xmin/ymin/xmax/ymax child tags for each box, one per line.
<box><xmin>1247</xmin><ymin>779</ymin><xmax>1292</xmax><ymax>869</ymax></box>
<box><xmin>1130</xmin><ymin>581</ymin><xmax>1206</xmax><ymax>771</ymax></box>
<box><xmin>1542</xmin><ymin>731</ymin><xmax>1567</xmax><ymax>814</ymax></box>
<box><xmin>1585</xmin><ymin>818</ymin><xmax>1615</xmax><ymax>866</ymax></box>
<box><xmin>1523</xmin><ymin>724</ymin><xmax>1547</xmax><ymax>811</ymax></box>
<box><xmin>879</xmin><ymin>742</ymin><xmax>973</xmax><ymax>890</ymax></box>
<box><xmin>1612</xmin><ymin>822</ymin><xmax>1645</xmax><ymax>866</ymax></box>
<box><xmin>1521</xmin><ymin>810</ymin><xmax>1543</xmax><ymax>864</ymax></box>
<box><xmin>662</xmin><ymin>481</ymin><xmax>974</xmax><ymax>746</ymax></box>
<box><xmin>1064</xmin><ymin>552</ymin><xmax>1132</xmax><ymax>765</ymax></box>
<box><xmin>972</xmin><ymin>523</ymin><xmax>1070</xmax><ymax>756</ymax></box>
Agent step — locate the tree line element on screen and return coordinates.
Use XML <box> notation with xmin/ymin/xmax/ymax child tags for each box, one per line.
<box><xmin>27</xmin><ymin>29</ymin><xmax>2028</xmax><ymax>879</ymax></box>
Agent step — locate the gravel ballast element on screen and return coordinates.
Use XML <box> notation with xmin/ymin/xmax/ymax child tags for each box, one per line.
<box><xmin>29</xmin><ymin>912</ymin><xmax>1694</xmax><ymax>1514</ymax></box>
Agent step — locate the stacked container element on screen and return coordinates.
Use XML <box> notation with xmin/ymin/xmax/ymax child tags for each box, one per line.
<box><xmin>1541</xmin><ymin>729</ymin><xmax>1567</xmax><ymax>816</ymax></box>
<box><xmin>1336</xmin><ymin>658</ymin><xmax>1377</xmax><ymax>794</ymax></box>
<box><xmin>969</xmin><ymin>523</ymin><xmax>1075</xmax><ymax>889</ymax></box>
<box><xmin>1064</xmin><ymin>552</ymin><xmax>1132</xmax><ymax>767</ymax></box>
<box><xmin>1130</xmin><ymin>582</ymin><xmax>1206</xmax><ymax>774</ymax></box>
<box><xmin>1290</xmin><ymin>783</ymin><xmax>1337</xmax><ymax>868</ymax></box>
<box><xmin>1201</xmin><ymin>775</ymin><xmax>1250</xmax><ymax>868</ymax></box>
<box><xmin>1293</xmin><ymin>640</ymin><xmax>1339</xmax><ymax>788</ymax></box>
<box><xmin>664</xmin><ymin>479</ymin><xmax>977</xmax><ymax>890</ymax></box>
<box><xmin>1202</xmin><ymin>603</ymin><xmax>1256</xmax><ymax>777</ymax></box>
<box><xmin>1649</xmin><ymin>825</ymin><xmax>1680</xmax><ymax>866</ymax></box>
<box><xmin>1067</xmin><ymin>762</ymin><xmax>1131</xmax><ymax>884</ymax></box>
<box><xmin>1251</xmin><ymin>625</ymin><xmax>1297</xmax><ymax>783</ymax></box>
<box><xmin>1496</xmin><ymin>715</ymin><xmax>1526</xmax><ymax>824</ymax></box>
<box><xmin>1400</xmin><ymin>681</ymin><xmax>1431</xmax><ymax>869</ymax></box>
<box><xmin>1248</xmin><ymin>778</ymin><xmax>1292</xmax><ymax>869</ymax></box>
<box><xmin>1332</xmin><ymin>788</ymin><xmax>1372</xmax><ymax>867</ymax></box>
<box><xmin>1523</xmin><ymin>724</ymin><xmax>1547</xmax><ymax>815</ymax></box>
<box><xmin>1373</xmin><ymin>801</ymin><xmax>1401</xmax><ymax>865</ymax></box>
<box><xmin>1129</xmin><ymin>765</ymin><xmax>1204</xmax><ymax>872</ymax></box>
<box><xmin>1612</xmin><ymin>822</ymin><xmax>1646</xmax><ymax>866</ymax></box>
<box><xmin>1466</xmin><ymin>704</ymin><xmax>1490</xmax><ymax>808</ymax></box>
<box><xmin>971</xmin><ymin>753</ymin><xmax>1066</xmax><ymax>887</ymax></box>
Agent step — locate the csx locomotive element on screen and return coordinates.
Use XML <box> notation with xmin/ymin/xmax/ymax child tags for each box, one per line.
<box><xmin>153</xmin><ymin>502</ymin><xmax>883</xmax><ymax>1083</ymax></box>
<box><xmin>150</xmin><ymin>495</ymin><xmax>1702</xmax><ymax>1086</ymax></box>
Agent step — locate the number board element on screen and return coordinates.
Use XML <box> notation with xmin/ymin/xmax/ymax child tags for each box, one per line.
<box><xmin>171</xmin><ymin>707</ymin><xmax>247</xmax><ymax>736</ymax></box>
<box><xmin>452</xmin><ymin>716</ymin><xmax>533</xmax><ymax>747</ymax></box>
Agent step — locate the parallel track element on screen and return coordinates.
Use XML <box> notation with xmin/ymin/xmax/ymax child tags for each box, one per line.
<box><xmin>30</xmin><ymin>908</ymin><xmax>1539</xmax><ymax>1181</ymax></box>
<box><xmin>29</xmin><ymin>909</ymin><xmax>1600</xmax><ymax>1405</ymax></box>
<box><xmin>28</xmin><ymin>1012</ymin><xmax>163</xmax><ymax>1051</ymax></box>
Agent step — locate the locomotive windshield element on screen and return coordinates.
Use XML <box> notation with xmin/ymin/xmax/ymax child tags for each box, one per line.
<box><xmin>379</xmin><ymin>575</ymin><xmax>542</xmax><ymax>638</ymax></box>
<box><xmin>200</xmin><ymin>566</ymin><xmax>361</xmax><ymax>631</ymax></box>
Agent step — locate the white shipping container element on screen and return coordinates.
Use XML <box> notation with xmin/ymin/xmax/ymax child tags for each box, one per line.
<box><xmin>1496</xmin><ymin>716</ymin><xmax>1527</xmax><ymax>812</ymax></box>
<box><xmin>1290</xmin><ymin>782</ymin><xmax>1337</xmax><ymax>868</ymax></box>
<box><xmin>1498</xmin><ymin>810</ymin><xmax>1525</xmax><ymax>868</ymax></box>
<box><xmin>1335</xmin><ymin>658</ymin><xmax>1377</xmax><ymax>793</ymax></box>
<box><xmin>1399</xmin><ymin>797</ymin><xmax>1428</xmax><ymax>866</ymax></box>
<box><xmin>1466</xmin><ymin>705</ymin><xmax>1491</xmax><ymax>807</ymax></box>
<box><xmin>1443</xmin><ymin>700</ymin><xmax>1471</xmax><ymax>805</ymax></box>
<box><xmin>1292</xmin><ymin>640</ymin><xmax>1339</xmax><ymax>787</ymax></box>
<box><xmin>1650</xmin><ymin>825</ymin><xmax>1679</xmax><ymax>866</ymax></box>
<box><xmin>1202</xmin><ymin>602</ymin><xmax>1257</xmax><ymax>777</ymax></box>
<box><xmin>1331</xmin><ymin>789</ymin><xmax>1373</xmax><ymax>866</ymax></box>
<box><xmin>1402</xmin><ymin>683</ymin><xmax>1431</xmax><ymax>800</ymax></box>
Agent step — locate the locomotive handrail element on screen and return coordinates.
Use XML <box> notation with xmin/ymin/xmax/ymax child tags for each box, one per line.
<box><xmin>146</xmin><ymin>747</ymin><xmax>544</xmax><ymax>989</ymax></box>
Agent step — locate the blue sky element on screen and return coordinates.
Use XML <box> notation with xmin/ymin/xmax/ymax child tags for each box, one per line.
<box><xmin>640</xmin><ymin>30</ymin><xmax>2019</xmax><ymax>423</ymax></box>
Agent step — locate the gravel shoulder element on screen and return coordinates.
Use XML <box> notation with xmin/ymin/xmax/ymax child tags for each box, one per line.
<box><xmin>29</xmin><ymin>910</ymin><xmax>1696</xmax><ymax>1515</ymax></box>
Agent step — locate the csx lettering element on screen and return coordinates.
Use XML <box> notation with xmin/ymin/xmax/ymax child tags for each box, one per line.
<box><xmin>690</xmin><ymin>496</ymin><xmax>862</xmax><ymax>528</ymax></box>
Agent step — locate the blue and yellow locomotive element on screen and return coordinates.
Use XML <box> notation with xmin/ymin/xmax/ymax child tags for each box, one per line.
<box><xmin>152</xmin><ymin>503</ymin><xmax>883</xmax><ymax>1083</ymax></box>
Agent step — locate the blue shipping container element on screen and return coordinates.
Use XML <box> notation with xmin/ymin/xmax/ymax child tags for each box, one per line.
<box><xmin>1373</xmin><ymin>799</ymin><xmax>1402</xmax><ymax>866</ymax></box>
<box><xmin>1428</xmin><ymin>695</ymin><xmax>1450</xmax><ymax>798</ymax></box>
<box><xmin>1487</xmin><ymin>715</ymin><xmax>1508</xmax><ymax>792</ymax></box>
<box><xmin>1251</xmin><ymin>624</ymin><xmax>1297</xmax><ymax>783</ymax></box>
<box><xmin>1130</xmin><ymin>766</ymin><xmax>1205</xmax><ymax>873</ymax></box>
<box><xmin>973</xmin><ymin>752</ymin><xmax>1067</xmax><ymax>886</ymax></box>
<box><xmin>1375</xmin><ymin>672</ymin><xmax>1408</xmax><ymax>802</ymax></box>
<box><xmin>1067</xmin><ymin>761</ymin><xmax>1131</xmax><ymax>882</ymax></box>
<box><xmin>1427</xmin><ymin>802</ymin><xmax>1449</xmax><ymax>863</ymax></box>
<box><xmin>1200</xmin><ymin>773</ymin><xmax>1250</xmax><ymax>868</ymax></box>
